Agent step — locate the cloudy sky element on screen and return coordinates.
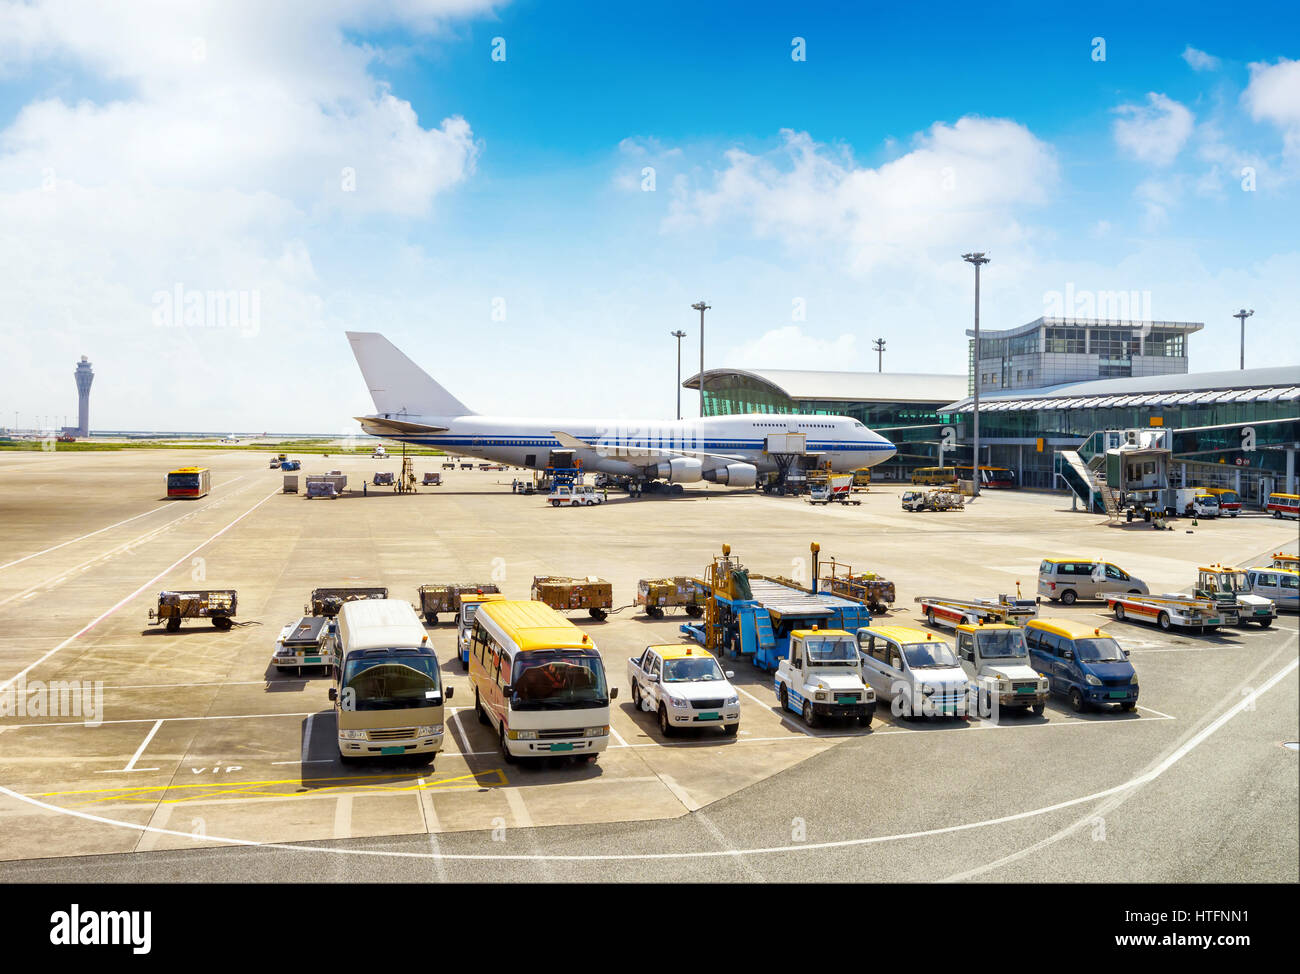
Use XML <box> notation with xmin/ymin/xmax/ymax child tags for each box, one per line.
<box><xmin>1</xmin><ymin>0</ymin><xmax>1297</xmax><ymax>432</ymax></box>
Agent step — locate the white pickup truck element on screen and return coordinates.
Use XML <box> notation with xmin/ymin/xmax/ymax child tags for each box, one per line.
<box><xmin>627</xmin><ymin>644</ymin><xmax>740</xmax><ymax>737</ymax></box>
<box><xmin>952</xmin><ymin>622</ymin><xmax>1048</xmax><ymax>716</ymax></box>
<box><xmin>775</xmin><ymin>629</ymin><xmax>875</xmax><ymax>728</ymax></box>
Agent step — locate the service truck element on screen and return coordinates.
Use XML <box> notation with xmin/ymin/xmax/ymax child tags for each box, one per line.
<box><xmin>774</xmin><ymin>628</ymin><xmax>875</xmax><ymax>728</ymax></box>
<box><xmin>952</xmin><ymin>622</ymin><xmax>1049</xmax><ymax>716</ymax></box>
<box><xmin>808</xmin><ymin>474</ymin><xmax>860</xmax><ymax>505</ymax></box>
<box><xmin>916</xmin><ymin>593</ymin><xmax>1038</xmax><ymax>628</ymax></box>
<box><xmin>1188</xmin><ymin>565</ymin><xmax>1276</xmax><ymax>627</ymax></box>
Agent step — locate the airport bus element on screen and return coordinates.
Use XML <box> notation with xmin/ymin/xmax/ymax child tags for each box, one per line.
<box><xmin>911</xmin><ymin>466</ymin><xmax>957</xmax><ymax>486</ymax></box>
<box><xmin>1266</xmin><ymin>492</ymin><xmax>1300</xmax><ymax>520</ymax></box>
<box><xmin>329</xmin><ymin>599</ymin><xmax>450</xmax><ymax>765</ymax></box>
<box><xmin>955</xmin><ymin>465</ymin><xmax>1018</xmax><ymax>488</ymax></box>
<box><xmin>469</xmin><ymin>600</ymin><xmax>615</xmax><ymax>764</ymax></box>
<box><xmin>166</xmin><ymin>466</ymin><xmax>211</xmax><ymax>499</ymax></box>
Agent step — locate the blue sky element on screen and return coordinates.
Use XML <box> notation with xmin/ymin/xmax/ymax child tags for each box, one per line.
<box><xmin>1</xmin><ymin>0</ymin><xmax>1296</xmax><ymax>431</ymax></box>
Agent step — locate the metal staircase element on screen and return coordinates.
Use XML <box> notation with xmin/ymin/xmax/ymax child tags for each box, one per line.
<box><xmin>1056</xmin><ymin>449</ymin><xmax>1121</xmax><ymax>518</ymax></box>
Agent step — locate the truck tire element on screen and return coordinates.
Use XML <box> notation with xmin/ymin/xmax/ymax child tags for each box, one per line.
<box><xmin>1113</xmin><ymin>603</ymin><xmax>1126</xmax><ymax>621</ymax></box>
<box><xmin>425</xmin><ymin>612</ymin><xmax>437</xmax><ymax>625</ymax></box>
<box><xmin>802</xmin><ymin>700</ymin><xmax>818</xmax><ymax>728</ymax></box>
<box><xmin>1158</xmin><ymin>611</ymin><xmax>1172</xmax><ymax>631</ymax></box>
<box><xmin>1120</xmin><ymin>701</ymin><xmax>1136</xmax><ymax>712</ymax></box>
<box><xmin>1031</xmin><ymin>702</ymin><xmax>1045</xmax><ymax>716</ymax></box>
<box><xmin>631</xmin><ymin>681</ymin><xmax>642</xmax><ymax>709</ymax></box>
<box><xmin>499</xmin><ymin>725</ymin><xmax>516</xmax><ymax>764</ymax></box>
<box><xmin>460</xmin><ymin>653</ymin><xmax>469</xmax><ymax>672</ymax></box>
<box><xmin>779</xmin><ymin>684</ymin><xmax>790</xmax><ymax>713</ymax></box>
<box><xmin>925</xmin><ymin>607</ymin><xmax>935</xmax><ymax>626</ymax></box>
<box><xmin>1060</xmin><ymin>590</ymin><xmax>1077</xmax><ymax>605</ymax></box>
<box><xmin>1069</xmin><ymin>688</ymin><xmax>1086</xmax><ymax>713</ymax></box>
<box><xmin>658</xmin><ymin>705</ymin><xmax>675</xmax><ymax>737</ymax></box>
<box><xmin>589</xmin><ymin>607</ymin><xmax>607</xmax><ymax>621</ymax></box>
<box><xmin>724</xmin><ymin>722</ymin><xmax>739</xmax><ymax>737</ymax></box>
<box><xmin>551</xmin><ymin>499</ymin><xmax>561</xmax><ymax>507</ymax></box>
<box><xmin>165</xmin><ymin>617</ymin><xmax>181</xmax><ymax>633</ymax></box>
<box><xmin>1258</xmin><ymin>618</ymin><xmax>1273</xmax><ymax>629</ymax></box>
<box><xmin>686</xmin><ymin>604</ymin><xmax>703</xmax><ymax>618</ymax></box>
<box><xmin>859</xmin><ymin>711</ymin><xmax>872</xmax><ymax>729</ymax></box>
<box><xmin>212</xmin><ymin>617</ymin><xmax>232</xmax><ymax>631</ymax></box>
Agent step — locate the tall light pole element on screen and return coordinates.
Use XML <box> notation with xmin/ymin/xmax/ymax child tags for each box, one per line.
<box><xmin>872</xmin><ymin>337</ymin><xmax>886</xmax><ymax>372</ymax></box>
<box><xmin>962</xmin><ymin>252</ymin><xmax>990</xmax><ymax>498</ymax></box>
<box><xmin>691</xmin><ymin>301</ymin><xmax>710</xmax><ymax>418</ymax></box>
<box><xmin>1233</xmin><ymin>309</ymin><xmax>1254</xmax><ymax>370</ymax></box>
<box><xmin>671</xmin><ymin>329</ymin><xmax>687</xmax><ymax>420</ymax></box>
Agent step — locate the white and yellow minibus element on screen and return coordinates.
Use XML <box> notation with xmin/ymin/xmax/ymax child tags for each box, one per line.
<box><xmin>469</xmin><ymin>600</ymin><xmax>616</xmax><ymax>764</ymax></box>
<box><xmin>329</xmin><ymin>598</ymin><xmax>451</xmax><ymax>765</ymax></box>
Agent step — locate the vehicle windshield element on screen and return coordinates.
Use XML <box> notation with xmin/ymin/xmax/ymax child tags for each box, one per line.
<box><xmin>663</xmin><ymin>656</ymin><xmax>725</xmax><ymax>682</ymax></box>
<box><xmin>976</xmin><ymin>629</ymin><xmax>1028</xmax><ymax>658</ymax></box>
<box><xmin>804</xmin><ymin>636</ymin><xmax>858</xmax><ymax>665</ymax></box>
<box><xmin>168</xmin><ymin>474</ymin><xmax>200</xmax><ymax>488</ymax></box>
<box><xmin>341</xmin><ymin>649</ymin><xmax>441</xmax><ymax>711</ymax></box>
<box><xmin>1074</xmin><ymin>638</ymin><xmax>1126</xmax><ymax>662</ymax></box>
<box><xmin>1208</xmin><ymin>572</ymin><xmax>1249</xmax><ymax>593</ymax></box>
<box><xmin>462</xmin><ymin>603</ymin><xmax>479</xmax><ymax>625</ymax></box>
<box><xmin>902</xmin><ymin>641</ymin><xmax>959</xmax><ymax>668</ymax></box>
<box><xmin>511</xmin><ymin>650</ymin><xmax>609</xmax><ymax>709</ymax></box>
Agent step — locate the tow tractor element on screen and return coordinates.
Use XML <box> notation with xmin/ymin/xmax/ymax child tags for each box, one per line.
<box><xmin>915</xmin><ymin>592</ymin><xmax>1038</xmax><ymax>628</ymax></box>
<box><xmin>1188</xmin><ymin>565</ymin><xmax>1276</xmax><ymax>628</ymax></box>
<box><xmin>775</xmin><ymin>628</ymin><xmax>875</xmax><ymax>728</ymax></box>
<box><xmin>680</xmin><ymin>544</ymin><xmax>870</xmax><ymax>672</ymax></box>
<box><xmin>272</xmin><ymin>615</ymin><xmax>338</xmax><ymax>675</ymax></box>
<box><xmin>1105</xmin><ymin>593</ymin><xmax>1224</xmax><ymax>632</ymax></box>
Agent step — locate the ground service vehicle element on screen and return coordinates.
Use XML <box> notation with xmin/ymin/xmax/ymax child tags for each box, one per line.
<box><xmin>272</xmin><ymin>616</ymin><xmax>337</xmax><ymax>674</ymax></box>
<box><xmin>149</xmin><ymin>589</ymin><xmax>237</xmax><ymax>631</ymax></box>
<box><xmin>1106</xmin><ymin>593</ymin><xmax>1223</xmax><ymax>632</ymax></box>
<box><xmin>1245</xmin><ymin>565</ymin><xmax>1298</xmax><ymax>612</ymax></box>
<box><xmin>911</xmin><ymin>466</ymin><xmax>956</xmax><ymax>486</ymax></box>
<box><xmin>775</xmin><ymin>629</ymin><xmax>875</xmax><ymax>728</ymax></box>
<box><xmin>955</xmin><ymin>465</ymin><xmax>1017</xmax><ymax>488</ymax></box>
<box><xmin>306</xmin><ymin>586</ymin><xmax>388</xmax><ymax>617</ymax></box>
<box><xmin>808</xmin><ymin>474</ymin><xmax>860</xmax><ymax>505</ymax></box>
<box><xmin>469</xmin><ymin>600</ymin><xmax>615</xmax><ymax>763</ymax></box>
<box><xmin>1026</xmin><ymin>619</ymin><xmax>1138</xmax><ymax>713</ymax></box>
<box><xmin>166</xmin><ymin>466</ymin><xmax>211</xmax><ymax>499</ymax></box>
<box><xmin>636</xmin><ymin>577</ymin><xmax>705</xmax><ymax>618</ymax></box>
<box><xmin>283</xmin><ymin>474</ymin><xmax>298</xmax><ymax>493</ymax></box>
<box><xmin>1037</xmin><ymin>558</ymin><xmax>1148</xmax><ymax>604</ymax></box>
<box><xmin>1191</xmin><ymin>565</ymin><xmax>1276</xmax><ymax>627</ymax></box>
<box><xmin>530</xmin><ymin>575</ymin><xmax>613</xmax><ymax>620</ymax></box>
<box><xmin>953</xmin><ymin>622</ymin><xmax>1048</xmax><ymax>715</ymax></box>
<box><xmin>818</xmin><ymin>559</ymin><xmax>895</xmax><ymax>614</ymax></box>
<box><xmin>901</xmin><ymin>489</ymin><xmax>964</xmax><ymax>511</ymax></box>
<box><xmin>456</xmin><ymin>591</ymin><xmax>507</xmax><ymax>670</ymax></box>
<box><xmin>328</xmin><ymin>599</ymin><xmax>448</xmax><ymax>764</ymax></box>
<box><xmin>1266</xmin><ymin>493</ymin><xmax>1300</xmax><ymax>519</ymax></box>
<box><xmin>550</xmin><ymin>484</ymin><xmax>605</xmax><ymax>506</ymax></box>
<box><xmin>269</xmin><ymin>457</ymin><xmax>281</xmax><ymax>469</ymax></box>
<box><xmin>422</xmin><ymin>471</ymin><xmax>442</xmax><ymax>486</ymax></box>
<box><xmin>627</xmin><ymin>644</ymin><xmax>740</xmax><ymax>737</ymax></box>
<box><xmin>1170</xmin><ymin>488</ymin><xmax>1219</xmax><ymax>518</ymax></box>
<box><xmin>916</xmin><ymin>593</ymin><xmax>1037</xmax><ymax>628</ymax></box>
<box><xmin>852</xmin><ymin>467</ymin><xmax>872</xmax><ymax>488</ymax></box>
<box><xmin>1202</xmin><ymin>487</ymin><xmax>1241</xmax><ymax>516</ymax></box>
<box><xmin>858</xmin><ymin>625</ymin><xmax>968</xmax><ymax>719</ymax></box>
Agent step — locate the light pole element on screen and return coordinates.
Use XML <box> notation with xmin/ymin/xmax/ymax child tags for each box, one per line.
<box><xmin>962</xmin><ymin>252</ymin><xmax>990</xmax><ymax>498</ymax></box>
<box><xmin>1233</xmin><ymin>309</ymin><xmax>1254</xmax><ymax>370</ymax></box>
<box><xmin>873</xmin><ymin>337</ymin><xmax>886</xmax><ymax>372</ymax></box>
<box><xmin>671</xmin><ymin>329</ymin><xmax>687</xmax><ymax>420</ymax></box>
<box><xmin>691</xmin><ymin>301</ymin><xmax>710</xmax><ymax>418</ymax></box>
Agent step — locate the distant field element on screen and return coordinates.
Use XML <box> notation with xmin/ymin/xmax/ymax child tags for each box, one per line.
<box><xmin>0</xmin><ymin>438</ymin><xmax>447</xmax><ymax>456</ymax></box>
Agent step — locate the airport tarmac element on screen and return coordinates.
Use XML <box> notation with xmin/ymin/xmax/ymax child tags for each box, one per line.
<box><xmin>0</xmin><ymin>447</ymin><xmax>1296</xmax><ymax>882</ymax></box>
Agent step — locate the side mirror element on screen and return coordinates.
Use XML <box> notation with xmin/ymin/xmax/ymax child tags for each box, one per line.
<box><xmin>1062</xmin><ymin>650</ymin><xmax>1074</xmax><ymax>661</ymax></box>
<box><xmin>445</xmin><ymin>686</ymin><xmax>455</xmax><ymax>699</ymax></box>
<box><xmin>502</xmin><ymin>684</ymin><xmax>514</xmax><ymax>696</ymax></box>
<box><xmin>1123</xmin><ymin>650</ymin><xmax>1131</xmax><ymax>659</ymax></box>
<box><xmin>610</xmin><ymin>687</ymin><xmax>619</xmax><ymax>699</ymax></box>
<box><xmin>648</xmin><ymin>673</ymin><xmax>659</xmax><ymax>683</ymax></box>
<box><xmin>725</xmin><ymin>670</ymin><xmax>735</xmax><ymax>679</ymax></box>
<box><xmin>328</xmin><ymin>688</ymin><xmax>337</xmax><ymax>701</ymax></box>
<box><xmin>892</xmin><ymin>658</ymin><xmax>902</xmax><ymax>670</ymax></box>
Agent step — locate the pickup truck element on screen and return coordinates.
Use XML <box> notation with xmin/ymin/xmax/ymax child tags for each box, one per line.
<box><xmin>775</xmin><ymin>629</ymin><xmax>875</xmax><ymax>728</ymax></box>
<box><xmin>627</xmin><ymin>644</ymin><xmax>740</xmax><ymax>737</ymax></box>
<box><xmin>953</xmin><ymin>622</ymin><xmax>1048</xmax><ymax>716</ymax></box>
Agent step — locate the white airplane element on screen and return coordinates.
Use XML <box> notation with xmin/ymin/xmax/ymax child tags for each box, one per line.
<box><xmin>346</xmin><ymin>331</ymin><xmax>896</xmax><ymax>488</ymax></box>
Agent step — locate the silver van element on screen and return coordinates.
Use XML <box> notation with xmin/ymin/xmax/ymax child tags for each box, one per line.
<box><xmin>1244</xmin><ymin>568</ymin><xmax>1299</xmax><ymax>612</ymax></box>
<box><xmin>1038</xmin><ymin>558</ymin><xmax>1148</xmax><ymax>605</ymax></box>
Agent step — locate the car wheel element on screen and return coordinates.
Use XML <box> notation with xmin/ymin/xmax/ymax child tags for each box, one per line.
<box><xmin>658</xmin><ymin>705</ymin><xmax>674</xmax><ymax>737</ymax></box>
<box><xmin>1158</xmin><ymin>612</ymin><xmax>1171</xmax><ymax>631</ymax></box>
<box><xmin>925</xmin><ymin>607</ymin><xmax>935</xmax><ymax>626</ymax></box>
<box><xmin>631</xmin><ymin>681</ymin><xmax>641</xmax><ymax>709</ymax></box>
<box><xmin>1031</xmin><ymin>702</ymin><xmax>1045</xmax><ymax>716</ymax></box>
<box><xmin>475</xmin><ymin>689</ymin><xmax>488</xmax><ymax>725</ymax></box>
<box><xmin>1060</xmin><ymin>590</ymin><xmax>1077</xmax><ymax>605</ymax></box>
<box><xmin>1069</xmin><ymin>688</ymin><xmax>1086</xmax><ymax>713</ymax></box>
<box><xmin>460</xmin><ymin>654</ymin><xmax>469</xmax><ymax>672</ymax></box>
<box><xmin>551</xmin><ymin>499</ymin><xmax>560</xmax><ymax>507</ymax></box>
<box><xmin>1120</xmin><ymin>702</ymin><xmax>1136</xmax><ymax>712</ymax></box>
<box><xmin>723</xmin><ymin>723</ymin><xmax>739</xmax><ymax>737</ymax></box>
<box><xmin>1113</xmin><ymin>603</ymin><xmax>1126</xmax><ymax>621</ymax></box>
<box><xmin>499</xmin><ymin>724</ymin><xmax>516</xmax><ymax>764</ymax></box>
<box><xmin>802</xmin><ymin>700</ymin><xmax>818</xmax><ymax>728</ymax></box>
<box><xmin>779</xmin><ymin>684</ymin><xmax>790</xmax><ymax>713</ymax></box>
<box><xmin>1258</xmin><ymin>618</ymin><xmax>1273</xmax><ymax>629</ymax></box>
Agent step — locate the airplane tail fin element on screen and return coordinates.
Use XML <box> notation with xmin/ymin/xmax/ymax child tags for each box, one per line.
<box><xmin>345</xmin><ymin>331</ymin><xmax>475</xmax><ymax>418</ymax></box>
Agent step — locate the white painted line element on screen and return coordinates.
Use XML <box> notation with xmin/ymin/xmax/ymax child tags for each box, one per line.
<box><xmin>333</xmin><ymin>796</ymin><xmax>353</xmax><ymax>839</ymax></box>
<box><xmin>446</xmin><ymin>709</ymin><xmax>472</xmax><ymax>757</ymax></box>
<box><xmin>301</xmin><ymin>714</ymin><xmax>315</xmax><ymax>764</ymax></box>
<box><xmin>1135</xmin><ymin>703</ymin><xmax>1176</xmax><ymax>719</ymax></box>
<box><xmin>0</xmin><ymin>485</ymin><xmax>282</xmax><ymax>694</ymax></box>
<box><xmin>658</xmin><ymin>773</ymin><xmax>700</xmax><ymax>812</ymax></box>
<box><xmin>608</xmin><ymin>725</ymin><xmax>628</xmax><ymax>747</ymax></box>
<box><xmin>417</xmin><ymin>779</ymin><xmax>442</xmax><ymax>832</ymax></box>
<box><xmin>503</xmin><ymin>787</ymin><xmax>533</xmax><ymax>828</ymax></box>
<box><xmin>95</xmin><ymin>718</ymin><xmax>164</xmax><ymax>774</ymax></box>
<box><xmin>3</xmin><ymin>711</ymin><xmax>314</xmax><ymax>730</ymax></box>
<box><xmin>735</xmin><ymin>684</ymin><xmax>815</xmax><ymax>736</ymax></box>
<box><xmin>271</xmin><ymin>759</ymin><xmax>333</xmax><ymax>765</ymax></box>
<box><xmin>0</xmin><ymin>505</ymin><xmax>170</xmax><ymax>571</ymax></box>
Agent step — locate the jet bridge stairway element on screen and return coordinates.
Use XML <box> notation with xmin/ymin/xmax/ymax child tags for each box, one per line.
<box><xmin>1056</xmin><ymin>449</ymin><xmax>1121</xmax><ymax>519</ymax></box>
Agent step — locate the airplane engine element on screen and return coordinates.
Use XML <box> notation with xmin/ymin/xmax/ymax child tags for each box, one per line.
<box><xmin>648</xmin><ymin>457</ymin><xmax>703</xmax><ymax>483</ymax></box>
<box><xmin>702</xmin><ymin>462</ymin><xmax>758</xmax><ymax>487</ymax></box>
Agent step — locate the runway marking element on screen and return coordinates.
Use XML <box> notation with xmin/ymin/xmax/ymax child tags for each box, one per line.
<box><xmin>333</xmin><ymin>796</ymin><xmax>353</xmax><ymax>839</ymax></box>
<box><xmin>734</xmin><ymin>685</ymin><xmax>817</xmax><ymax>737</ymax></box>
<box><xmin>301</xmin><ymin>714</ymin><xmax>314</xmax><ymax>765</ymax></box>
<box><xmin>503</xmin><ymin>787</ymin><xmax>533</xmax><ymax>827</ymax></box>
<box><xmin>1</xmin><ymin>711</ymin><xmax>315</xmax><ymax>730</ymax></box>
<box><xmin>0</xmin><ymin>483</ymin><xmax>282</xmax><ymax>694</ymax></box>
<box><xmin>1135</xmin><ymin>704</ymin><xmax>1176</xmax><ymax>719</ymax></box>
<box><xmin>0</xmin><ymin>504</ymin><xmax>172</xmax><ymax>571</ymax></box>
<box><xmin>608</xmin><ymin>726</ymin><xmax>629</xmax><ymax>747</ymax></box>
<box><xmin>94</xmin><ymin>719</ymin><xmax>163</xmax><ymax>774</ymax></box>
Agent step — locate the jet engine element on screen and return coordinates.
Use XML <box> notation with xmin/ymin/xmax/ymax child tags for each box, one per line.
<box><xmin>647</xmin><ymin>457</ymin><xmax>703</xmax><ymax>483</ymax></box>
<box><xmin>702</xmin><ymin>462</ymin><xmax>758</xmax><ymax>487</ymax></box>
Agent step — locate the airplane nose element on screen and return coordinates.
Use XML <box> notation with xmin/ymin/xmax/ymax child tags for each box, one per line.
<box><xmin>876</xmin><ymin>434</ymin><xmax>897</xmax><ymax>462</ymax></box>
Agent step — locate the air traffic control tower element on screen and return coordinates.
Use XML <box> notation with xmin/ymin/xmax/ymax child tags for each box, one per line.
<box><xmin>74</xmin><ymin>355</ymin><xmax>94</xmax><ymax>437</ymax></box>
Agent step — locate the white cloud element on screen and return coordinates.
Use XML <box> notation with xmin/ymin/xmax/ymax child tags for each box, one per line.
<box><xmin>1181</xmin><ymin>46</ymin><xmax>1220</xmax><ymax>72</ymax></box>
<box><xmin>726</xmin><ymin>326</ymin><xmax>860</xmax><ymax>371</ymax></box>
<box><xmin>665</xmin><ymin>117</ymin><xmax>1058</xmax><ymax>274</ymax></box>
<box><xmin>1113</xmin><ymin>93</ymin><xmax>1195</xmax><ymax>166</ymax></box>
<box><xmin>1243</xmin><ymin>57</ymin><xmax>1300</xmax><ymax>161</ymax></box>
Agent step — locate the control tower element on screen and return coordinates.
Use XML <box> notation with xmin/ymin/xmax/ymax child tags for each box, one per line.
<box><xmin>74</xmin><ymin>356</ymin><xmax>94</xmax><ymax>437</ymax></box>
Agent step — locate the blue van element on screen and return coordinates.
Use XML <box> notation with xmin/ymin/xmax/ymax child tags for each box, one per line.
<box><xmin>1025</xmin><ymin>619</ymin><xmax>1138</xmax><ymax>713</ymax></box>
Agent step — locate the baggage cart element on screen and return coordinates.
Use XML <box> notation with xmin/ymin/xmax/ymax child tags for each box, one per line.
<box><xmin>305</xmin><ymin>586</ymin><xmax>388</xmax><ymax>617</ymax></box>
<box><xmin>531</xmin><ymin>575</ymin><xmax>613</xmax><ymax>620</ymax></box>
<box><xmin>149</xmin><ymin>589</ymin><xmax>238</xmax><ymax>632</ymax></box>
<box><xmin>417</xmin><ymin>582</ymin><xmax>501</xmax><ymax>624</ymax></box>
<box><xmin>636</xmin><ymin>576</ymin><xmax>706</xmax><ymax>618</ymax></box>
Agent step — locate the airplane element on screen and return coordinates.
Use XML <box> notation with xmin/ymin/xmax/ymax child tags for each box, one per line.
<box><xmin>345</xmin><ymin>331</ymin><xmax>897</xmax><ymax>489</ymax></box>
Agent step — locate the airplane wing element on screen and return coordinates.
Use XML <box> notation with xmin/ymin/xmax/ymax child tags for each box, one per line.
<box><xmin>550</xmin><ymin>430</ymin><xmax>748</xmax><ymax>467</ymax></box>
<box><xmin>355</xmin><ymin>416</ymin><xmax>450</xmax><ymax>436</ymax></box>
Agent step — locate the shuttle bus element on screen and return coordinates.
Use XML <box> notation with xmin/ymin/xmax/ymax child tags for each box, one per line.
<box><xmin>1202</xmin><ymin>487</ymin><xmax>1241</xmax><ymax>517</ymax></box>
<box><xmin>166</xmin><ymin>466</ymin><xmax>211</xmax><ymax>499</ymax></box>
<box><xmin>911</xmin><ymin>466</ymin><xmax>957</xmax><ymax>485</ymax></box>
<box><xmin>955</xmin><ymin>465</ymin><xmax>1018</xmax><ymax>488</ymax></box>
<box><xmin>468</xmin><ymin>600</ymin><xmax>616</xmax><ymax>764</ymax></box>
<box><xmin>1266</xmin><ymin>492</ymin><xmax>1300</xmax><ymax>520</ymax></box>
<box><xmin>329</xmin><ymin>599</ymin><xmax>450</xmax><ymax>765</ymax></box>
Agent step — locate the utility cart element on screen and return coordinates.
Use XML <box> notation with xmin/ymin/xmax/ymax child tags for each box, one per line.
<box><xmin>636</xmin><ymin>576</ymin><xmax>706</xmax><ymax>618</ymax></box>
<box><xmin>530</xmin><ymin>575</ymin><xmax>613</xmax><ymax>620</ymax></box>
<box><xmin>305</xmin><ymin>586</ymin><xmax>388</xmax><ymax>618</ymax></box>
<box><xmin>149</xmin><ymin>589</ymin><xmax>238</xmax><ymax>632</ymax></box>
<box><xmin>417</xmin><ymin>582</ymin><xmax>501</xmax><ymax>624</ymax></box>
<box><xmin>422</xmin><ymin>472</ymin><xmax>442</xmax><ymax>486</ymax></box>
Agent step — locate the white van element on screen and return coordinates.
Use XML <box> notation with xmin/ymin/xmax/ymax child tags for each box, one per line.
<box><xmin>1038</xmin><ymin>558</ymin><xmax>1148</xmax><ymax>605</ymax></box>
<box><xmin>329</xmin><ymin>599</ymin><xmax>450</xmax><ymax>765</ymax></box>
<box><xmin>549</xmin><ymin>484</ymin><xmax>605</xmax><ymax>507</ymax></box>
<box><xmin>856</xmin><ymin>625</ymin><xmax>969</xmax><ymax>719</ymax></box>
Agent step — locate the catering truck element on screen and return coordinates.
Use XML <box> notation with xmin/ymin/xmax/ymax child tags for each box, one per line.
<box><xmin>952</xmin><ymin>622</ymin><xmax>1049</xmax><ymax>716</ymax></box>
<box><xmin>328</xmin><ymin>599</ymin><xmax>450</xmax><ymax>765</ymax></box>
<box><xmin>774</xmin><ymin>629</ymin><xmax>875</xmax><ymax>728</ymax></box>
